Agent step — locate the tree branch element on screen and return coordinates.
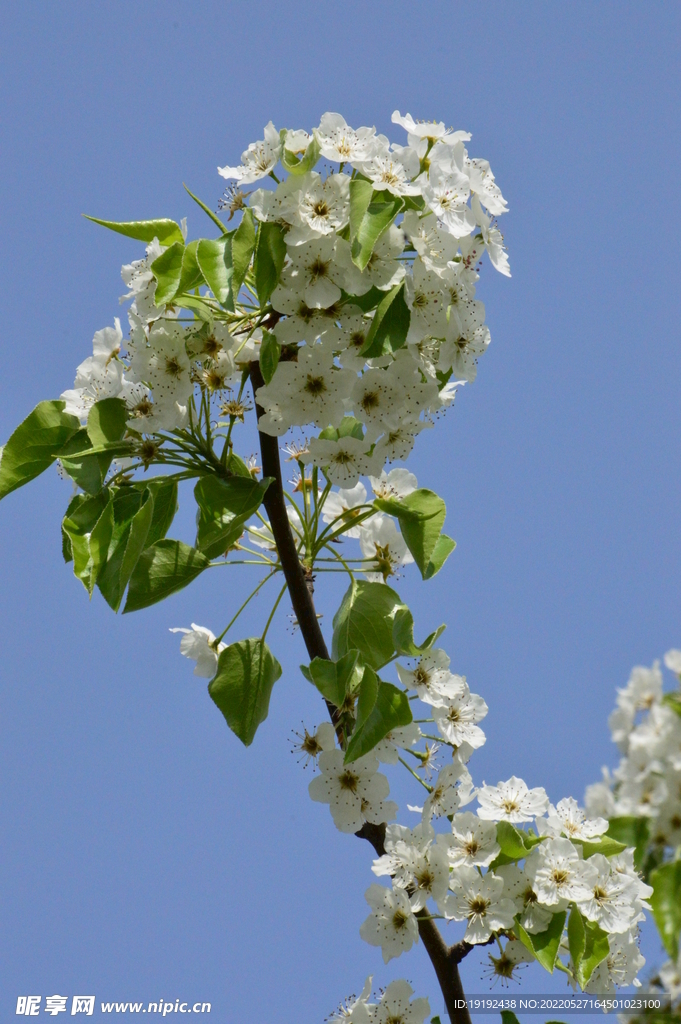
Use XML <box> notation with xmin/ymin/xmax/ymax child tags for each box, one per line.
<box><xmin>250</xmin><ymin>363</ymin><xmax>472</xmax><ymax>1024</ymax></box>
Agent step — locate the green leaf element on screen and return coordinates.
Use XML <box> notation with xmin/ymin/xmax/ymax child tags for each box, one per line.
<box><xmin>359</xmin><ymin>282</ymin><xmax>410</xmax><ymax>359</ymax></box>
<box><xmin>574</xmin><ymin>835</ymin><xmax>627</xmax><ymax>859</ymax></box>
<box><xmin>567</xmin><ymin>905</ymin><xmax>586</xmax><ymax>973</ymax></box>
<box><xmin>280</xmin><ymin>131</ymin><xmax>321</xmax><ymax>175</ymax></box>
<box><xmin>208</xmin><ymin>638</ymin><xmax>282</xmax><ymax>746</ymax></box>
<box><xmin>332</xmin><ymin>580</ymin><xmax>408</xmax><ymax>670</ymax></box>
<box><xmin>606</xmin><ymin>816</ymin><xmax>650</xmax><ymax>870</ymax></box>
<box><xmin>137</xmin><ymin>477</ymin><xmax>178</xmax><ymax>546</ymax></box>
<box><xmin>573</xmin><ymin>913</ymin><xmax>610</xmax><ymax>989</ymax></box>
<box><xmin>58</xmin><ymin>428</ymin><xmax>110</xmax><ymax>495</ymax></box>
<box><xmin>196</xmin><ymin>236</ymin><xmax>234</xmax><ymax>306</ymax></box>
<box><xmin>349</xmin><ymin>179</ymin><xmax>374</xmax><ymax>242</ymax></box>
<box><xmin>83</xmin><ymin>215</ymin><xmax>184</xmax><ymax>247</ymax></box>
<box><xmin>225</xmin><ymin>453</ymin><xmax>255</xmax><ymax>479</ymax></box>
<box><xmin>376</xmin><ymin>488</ymin><xmax>450</xmax><ymax>579</ymax></box>
<box><xmin>338</xmin><ymin>416</ymin><xmax>365</xmax><ymax>440</ymax></box>
<box><xmin>351</xmin><ymin>191</ymin><xmax>404</xmax><ymax>271</ymax></box>
<box><xmin>118</xmin><ymin>489</ymin><xmax>154</xmax><ymax>594</ymax></box>
<box><xmin>424</xmin><ymin>533</ymin><xmax>456</xmax><ymax>579</ymax></box>
<box><xmin>650</xmin><ymin>861</ymin><xmax>681</xmax><ymax>958</ymax></box>
<box><xmin>259</xmin><ymin>328</ymin><xmax>281</xmax><ymax>384</ymax></box>
<box><xmin>177</xmin><ymin>239</ymin><xmax>204</xmax><ymax>294</ymax></box>
<box><xmin>517</xmin><ymin>911</ymin><xmax>565</xmax><ymax>974</ymax></box>
<box><xmin>254</xmin><ymin>221</ymin><xmax>287</xmax><ymax>305</ymax></box>
<box><xmin>342</xmin><ymin>285</ymin><xmax>386</xmax><ymax>313</ymax></box>
<box><xmin>662</xmin><ymin>692</ymin><xmax>681</xmax><ymax>717</ymax></box>
<box><xmin>183</xmin><ymin>183</ymin><xmax>228</xmax><ymax>233</ymax></box>
<box><xmin>345</xmin><ymin>678</ymin><xmax>413</xmax><ymax>763</ymax></box>
<box><xmin>490</xmin><ymin>822</ymin><xmax>545</xmax><ymax>869</ymax></box>
<box><xmin>392</xmin><ymin>606</ymin><xmax>445</xmax><ymax>656</ymax></box>
<box><xmin>500</xmin><ymin>1014</ymin><xmax>522</xmax><ymax>1024</ymax></box>
<box><xmin>172</xmin><ymin>294</ymin><xmax>215</xmax><ymax>322</ymax></box>
<box><xmin>62</xmin><ymin>490</ymin><xmax>114</xmax><ymax>596</ymax></box>
<box><xmin>307</xmin><ymin>650</ymin><xmax>363</xmax><ymax>708</ymax></box>
<box><xmin>86</xmin><ymin>398</ymin><xmax>128</xmax><ymax>448</ymax></box>
<box><xmin>194</xmin><ymin>475</ymin><xmax>272</xmax><ymax>559</ymax></box>
<box><xmin>150</xmin><ymin>241</ymin><xmax>185</xmax><ymax>305</ymax></box>
<box><xmin>96</xmin><ymin>487</ymin><xmax>148</xmax><ymax>611</ymax></box>
<box><xmin>123</xmin><ymin>539</ymin><xmax>210</xmax><ymax>613</ymax></box>
<box><xmin>231</xmin><ymin>209</ymin><xmax>256</xmax><ymax>299</ymax></box>
<box><xmin>0</xmin><ymin>400</ymin><xmax>80</xmax><ymax>500</ymax></box>
<box><xmin>354</xmin><ymin>664</ymin><xmax>379</xmax><ymax>731</ymax></box>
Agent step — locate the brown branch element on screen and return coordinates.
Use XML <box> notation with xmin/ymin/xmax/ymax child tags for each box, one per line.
<box><xmin>250</xmin><ymin>363</ymin><xmax>473</xmax><ymax>1024</ymax></box>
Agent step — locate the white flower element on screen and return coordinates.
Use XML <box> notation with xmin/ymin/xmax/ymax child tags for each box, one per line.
<box><xmin>584</xmin><ymin>930</ymin><xmax>645</xmax><ymax>994</ymax></box>
<box><xmin>404</xmin><ymin>259</ymin><xmax>450</xmax><ymax>343</ymax></box>
<box><xmin>308</xmin><ymin>750</ymin><xmax>396</xmax><ymax>833</ymax></box>
<box><xmin>396</xmin><ymin>649</ymin><xmax>465</xmax><ymax>706</ymax></box>
<box><xmin>391</xmin><ymin>111</ymin><xmax>471</xmax><ymax>146</ymax></box>
<box><xmin>484</xmin><ymin>938</ymin><xmax>534</xmax><ymax>987</ymax></box>
<box><xmin>291</xmin><ymin>721</ymin><xmax>337</xmax><ymax>766</ymax></box>
<box><xmin>584</xmin><ymin>773</ymin><xmax>616</xmax><ymax>820</ymax></box>
<box><xmin>352</xmin><ymin>224</ymin><xmax>406</xmax><ymax>292</ymax></box>
<box><xmin>279</xmin><ymin>172</ymin><xmax>350</xmax><ymax>246</ymax></box>
<box><xmin>432</xmin><ymin>686</ymin><xmax>488</xmax><ymax>749</ymax></box>
<box><xmin>476</xmin><ymin>777</ymin><xmax>549</xmax><ymax>823</ymax></box>
<box><xmin>316</xmin><ymin>112</ymin><xmax>377</xmax><ymax>164</ymax></box>
<box><xmin>61</xmin><ymin>319</ymin><xmax>127</xmax><ymax>420</ymax></box>
<box><xmin>355</xmin><ymin>141</ymin><xmax>422</xmax><ymax>197</ymax></box>
<box><xmin>129</xmin><ymin>321</ymin><xmax>192</xmax><ymax>405</ymax></box>
<box><xmin>575</xmin><ymin>853</ymin><xmax>639</xmax><ymax>934</ymax></box>
<box><xmin>443</xmin><ymin>866</ymin><xmax>517</xmax><ymax>943</ymax></box>
<box><xmin>471</xmin><ymin>195</ymin><xmax>511</xmax><ymax>276</ymax></box>
<box><xmin>422</xmin><ymin>163</ymin><xmax>476</xmax><ymax>240</ymax></box>
<box><xmin>359</xmin><ymin>884</ymin><xmax>419</xmax><ymax>963</ymax></box>
<box><xmin>301</xmin><ymin>436</ymin><xmax>380</xmax><ymax>487</ymax></box>
<box><xmin>218</xmin><ymin>121</ymin><xmax>282</xmax><ymax>184</ymax></box>
<box><xmin>255</xmin><ymin>344</ymin><xmax>355</xmax><ymax>435</ymax></box>
<box><xmin>169</xmin><ymin>624</ymin><xmax>225</xmax><ymax>678</ymax></box>
<box><xmin>402</xmin><ymin>211</ymin><xmax>460</xmax><ymax>278</ymax></box>
<box><xmin>359</xmin><ymin>515</ymin><xmax>413</xmax><ymax>582</ymax></box>
<box><xmin>327</xmin><ymin>975</ymin><xmax>374</xmax><ymax>1024</ymax></box>
<box><xmin>372</xmin><ymin>980</ymin><xmax>430</xmax><ymax>1024</ymax></box>
<box><xmin>537</xmin><ymin>797</ymin><xmax>609</xmax><ymax>841</ymax></box>
<box><xmin>369</xmin><ymin>468</ymin><xmax>418</xmax><ymax>501</ymax></box>
<box><xmin>322</xmin><ymin>482</ymin><xmax>368</xmax><ymax>539</ymax></box>
<box><xmin>608</xmin><ymin>850</ymin><xmax>653</xmax><ymax>909</ymax></box>
<box><xmin>423</xmin><ymin>759</ymin><xmax>473</xmax><ymax>821</ymax></box>
<box><xmin>494</xmin><ymin>863</ymin><xmax>557</xmax><ymax>935</ymax></box>
<box><xmin>465</xmin><ymin>156</ymin><xmax>508</xmax><ymax>216</ymax></box>
<box><xmin>609</xmin><ymin>661</ymin><xmax>663</xmax><ymax>746</ymax></box>
<box><xmin>272</xmin><ymin>236</ymin><xmax>347</xmax><ymax>309</ymax></box>
<box><xmin>437</xmin><ymin>811</ymin><xmax>500</xmax><ymax>868</ymax></box>
<box><xmin>525</xmin><ymin>837</ymin><xmax>597</xmax><ymax>906</ymax></box>
<box><xmin>664</xmin><ymin>649</ymin><xmax>681</xmax><ymax>676</ymax></box>
<box><xmin>121</xmin><ymin>239</ymin><xmax>164</xmax><ymax>303</ymax></box>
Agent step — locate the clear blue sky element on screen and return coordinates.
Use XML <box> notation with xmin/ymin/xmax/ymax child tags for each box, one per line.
<box><xmin>1</xmin><ymin>2</ymin><xmax>679</xmax><ymax>1020</ymax></box>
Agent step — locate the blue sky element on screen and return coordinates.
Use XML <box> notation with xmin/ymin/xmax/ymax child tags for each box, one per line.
<box><xmin>1</xmin><ymin>1</ymin><xmax>679</xmax><ymax>1020</ymax></box>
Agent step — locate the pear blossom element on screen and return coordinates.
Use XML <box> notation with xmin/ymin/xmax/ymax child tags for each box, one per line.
<box><xmin>372</xmin><ymin>980</ymin><xmax>429</xmax><ymax>1024</ymax></box>
<box><xmin>437</xmin><ymin>812</ymin><xmax>499</xmax><ymax>868</ymax></box>
<box><xmin>359</xmin><ymin>515</ymin><xmax>413</xmax><ymax>582</ymax></box>
<box><xmin>524</xmin><ymin>837</ymin><xmax>597</xmax><ymax>906</ymax></box>
<box><xmin>665</xmin><ymin>649</ymin><xmax>681</xmax><ymax>676</ymax></box>
<box><xmin>169</xmin><ymin>624</ymin><xmax>225</xmax><ymax>678</ymax></box>
<box><xmin>659</xmin><ymin>952</ymin><xmax>681</xmax><ymax>1000</ymax></box>
<box><xmin>575</xmin><ymin>853</ymin><xmax>639</xmax><ymax>933</ymax></box>
<box><xmin>431</xmin><ymin>687</ymin><xmax>488</xmax><ymax>749</ymax></box>
<box><xmin>484</xmin><ymin>939</ymin><xmax>534</xmax><ymax>987</ymax></box>
<box><xmin>423</xmin><ymin>759</ymin><xmax>474</xmax><ymax>821</ymax></box>
<box><xmin>536</xmin><ymin>797</ymin><xmax>609</xmax><ymax>841</ymax></box>
<box><xmin>316</xmin><ymin>112</ymin><xmax>377</xmax><ymax>164</ymax></box>
<box><xmin>218</xmin><ymin>120</ymin><xmax>282</xmax><ymax>183</ymax></box>
<box><xmin>369</xmin><ymin>468</ymin><xmax>418</xmax><ymax>501</ymax></box>
<box><xmin>584</xmin><ymin>931</ymin><xmax>645</xmax><ymax>994</ymax></box>
<box><xmin>300</xmin><ymin>436</ymin><xmax>381</xmax><ymax>486</ymax></box>
<box><xmin>396</xmin><ymin>649</ymin><xmax>466</xmax><ymax>706</ymax></box>
<box><xmin>327</xmin><ymin>976</ymin><xmax>374</xmax><ymax>1024</ymax></box>
<box><xmin>476</xmin><ymin>776</ymin><xmax>549</xmax><ymax>823</ymax></box>
<box><xmin>359</xmin><ymin>884</ymin><xmax>419</xmax><ymax>963</ymax></box>
<box><xmin>321</xmin><ymin>482</ymin><xmax>368</xmax><ymax>538</ymax></box>
<box><xmin>443</xmin><ymin>866</ymin><xmax>517</xmax><ymax>943</ymax></box>
<box><xmin>494</xmin><ymin>863</ymin><xmax>557</xmax><ymax>935</ymax></box>
<box><xmin>308</xmin><ymin>750</ymin><xmax>396</xmax><ymax>833</ymax></box>
<box><xmin>291</xmin><ymin>722</ymin><xmax>337</xmax><ymax>767</ymax></box>
<box><xmin>371</xmin><ymin>723</ymin><xmax>422</xmax><ymax>765</ymax></box>
<box><xmin>391</xmin><ymin>110</ymin><xmax>471</xmax><ymax>146</ymax></box>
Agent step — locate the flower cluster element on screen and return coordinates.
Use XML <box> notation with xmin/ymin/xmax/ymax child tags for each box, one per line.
<box><xmin>585</xmin><ymin>649</ymin><xmax>681</xmax><ymax>999</ymax></box>
<box><xmin>59</xmin><ymin>110</ymin><xmax>508</xmax><ymax>490</ymax></box>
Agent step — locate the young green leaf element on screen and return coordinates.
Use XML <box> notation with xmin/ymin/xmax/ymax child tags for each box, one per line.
<box><xmin>376</xmin><ymin>488</ymin><xmax>451</xmax><ymax>579</ymax></box>
<box><xmin>62</xmin><ymin>490</ymin><xmax>114</xmax><ymax>596</ymax></box>
<box><xmin>194</xmin><ymin>475</ymin><xmax>272</xmax><ymax>559</ymax></box>
<box><xmin>307</xmin><ymin>650</ymin><xmax>364</xmax><ymax>708</ymax></box>
<box><xmin>517</xmin><ymin>911</ymin><xmax>566</xmax><ymax>974</ymax></box>
<box><xmin>86</xmin><ymin>398</ymin><xmax>128</xmax><ymax>448</ymax></box>
<box><xmin>231</xmin><ymin>209</ymin><xmax>256</xmax><ymax>299</ymax></box>
<box><xmin>150</xmin><ymin>242</ymin><xmax>185</xmax><ymax>304</ymax></box>
<box><xmin>567</xmin><ymin>905</ymin><xmax>586</xmax><ymax>974</ymax></box>
<box><xmin>344</xmin><ymin>678</ymin><xmax>413</xmax><ymax>763</ymax></box>
<box><xmin>58</xmin><ymin>428</ymin><xmax>111</xmax><ymax>495</ymax></box>
<box><xmin>83</xmin><ymin>215</ymin><xmax>184</xmax><ymax>247</ymax></box>
<box><xmin>259</xmin><ymin>328</ymin><xmax>281</xmax><ymax>384</ymax></box>
<box><xmin>196</xmin><ymin>236</ymin><xmax>234</xmax><ymax>306</ymax></box>
<box><xmin>118</xmin><ymin>489</ymin><xmax>154</xmax><ymax>595</ymax></box>
<box><xmin>359</xmin><ymin>282</ymin><xmax>410</xmax><ymax>359</ymax></box>
<box><xmin>254</xmin><ymin>221</ymin><xmax>287</xmax><ymax>305</ymax></box>
<box><xmin>332</xmin><ymin>580</ymin><xmax>408</xmax><ymax>670</ymax></box>
<box><xmin>96</xmin><ymin>488</ymin><xmax>149</xmax><ymax>611</ymax></box>
<box><xmin>573</xmin><ymin>915</ymin><xmax>610</xmax><ymax>989</ymax></box>
<box><xmin>500</xmin><ymin>1013</ymin><xmax>522</xmax><ymax>1024</ymax></box>
<box><xmin>177</xmin><ymin>239</ymin><xmax>204</xmax><ymax>294</ymax></box>
<box><xmin>0</xmin><ymin>400</ymin><xmax>80</xmax><ymax>500</ymax></box>
<box><xmin>392</xmin><ymin>606</ymin><xmax>445</xmax><ymax>656</ymax></box>
<box><xmin>123</xmin><ymin>540</ymin><xmax>210</xmax><ymax>613</ymax></box>
<box><xmin>208</xmin><ymin>639</ymin><xmax>282</xmax><ymax>746</ymax></box>
<box><xmin>183</xmin><ymin>183</ymin><xmax>228</xmax><ymax>233</ymax></box>
<box><xmin>348</xmin><ymin>179</ymin><xmax>374</xmax><ymax>242</ymax></box>
<box><xmin>136</xmin><ymin>477</ymin><xmax>179</xmax><ymax>547</ymax></box>
<box><xmin>351</xmin><ymin>192</ymin><xmax>404</xmax><ymax>271</ymax></box>
<box><xmin>650</xmin><ymin>861</ymin><xmax>681</xmax><ymax>958</ymax></box>
<box><xmin>423</xmin><ymin>534</ymin><xmax>456</xmax><ymax>579</ymax></box>
<box><xmin>280</xmin><ymin>132</ymin><xmax>321</xmax><ymax>175</ymax></box>
<box><xmin>574</xmin><ymin>835</ymin><xmax>627</xmax><ymax>859</ymax></box>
